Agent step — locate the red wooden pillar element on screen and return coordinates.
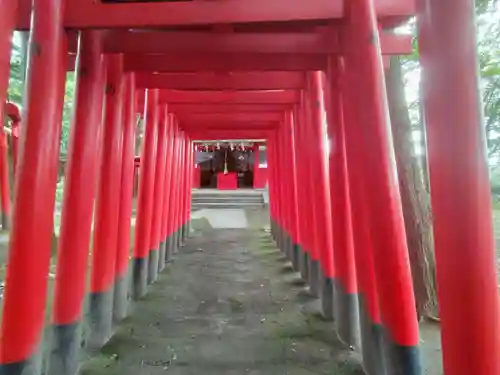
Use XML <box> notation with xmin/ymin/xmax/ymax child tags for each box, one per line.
<box><xmin>292</xmin><ymin>105</ymin><xmax>310</xmax><ymax>282</ymax></box>
<box><xmin>252</xmin><ymin>143</ymin><xmax>260</xmax><ymax>189</ymax></box>
<box><xmin>170</xmin><ymin>130</ymin><xmax>179</xmax><ymax>251</ymax></box>
<box><xmin>114</xmin><ymin>72</ymin><xmax>137</xmax><ymax>321</ymax></box>
<box><xmin>281</xmin><ymin>124</ymin><xmax>293</xmax><ymax>257</ymax></box>
<box><xmin>171</xmin><ymin>125</ymin><xmax>182</xmax><ymax>252</ymax></box>
<box><xmin>274</xmin><ymin>131</ymin><xmax>285</xmax><ymax>252</ymax></box>
<box><xmin>184</xmin><ymin>136</ymin><xmax>190</xmax><ymax>239</ymax></box>
<box><xmin>88</xmin><ymin>54</ymin><xmax>125</xmax><ymax>349</ymax></box>
<box><xmin>266</xmin><ymin>135</ymin><xmax>276</xmax><ymax>241</ymax></box>
<box><xmin>160</xmin><ymin>114</ymin><xmax>174</xmax><ymax>266</ymax></box>
<box><xmin>190</xmin><ymin>140</ymin><xmax>195</xmax><ymax>226</ymax></box>
<box><xmin>280</xmin><ymin>116</ymin><xmax>297</xmax><ymax>262</ymax></box>
<box><xmin>278</xmin><ymin>126</ymin><xmax>290</xmax><ymax>255</ymax></box>
<box><xmin>170</xmin><ymin>127</ymin><xmax>179</xmax><ymax>252</ymax></box>
<box><xmin>290</xmin><ymin>108</ymin><xmax>304</xmax><ymax>275</ymax></box>
<box><xmin>0</xmin><ymin>128</ymin><xmax>10</xmax><ymax>229</ymax></box>
<box><xmin>183</xmin><ymin>137</ymin><xmax>193</xmax><ymax>238</ymax></box>
<box><xmin>283</xmin><ymin>111</ymin><xmax>301</xmax><ymax>271</ymax></box>
<box><xmin>306</xmin><ymin>71</ymin><xmax>336</xmax><ymax>314</ymax></box>
<box><xmin>179</xmin><ymin>134</ymin><xmax>188</xmax><ymax>243</ymax></box>
<box><xmin>132</xmin><ymin>89</ymin><xmax>159</xmax><ymax>299</ymax></box>
<box><xmin>175</xmin><ymin>131</ymin><xmax>186</xmax><ymax>248</ymax></box>
<box><xmin>4</xmin><ymin>102</ymin><xmax>21</xmax><ymax>175</ymax></box>
<box><xmin>46</xmin><ymin>31</ymin><xmax>105</xmax><ymax>374</ymax></box>
<box><xmin>193</xmin><ymin>145</ymin><xmax>201</xmax><ymax>189</ymax></box>
<box><xmin>345</xmin><ymin>1</ymin><xmax>421</xmax><ymax>373</ymax></box>
<box><xmin>267</xmin><ymin>133</ymin><xmax>280</xmax><ymax>246</ymax></box>
<box><xmin>325</xmin><ymin>56</ymin><xmax>359</xmax><ymax>346</ymax></box>
<box><xmin>418</xmin><ymin>0</ymin><xmax>500</xmax><ymax>373</ymax></box>
<box><xmin>166</xmin><ymin>123</ymin><xmax>180</xmax><ymax>261</ymax></box>
<box><xmin>148</xmin><ymin>105</ymin><xmax>168</xmax><ymax>284</ymax></box>
<box><xmin>0</xmin><ymin>0</ymin><xmax>67</xmax><ymax>369</ymax></box>
<box><xmin>184</xmin><ymin>137</ymin><xmax>190</xmax><ymax>236</ymax></box>
<box><xmin>11</xmin><ymin>120</ymin><xmax>20</xmax><ymax>173</ymax></box>
<box><xmin>275</xmin><ymin>127</ymin><xmax>286</xmax><ymax>253</ymax></box>
<box><xmin>2</xmin><ymin>103</ymin><xmax>21</xmax><ymax>227</ymax></box>
<box><xmin>299</xmin><ymin>83</ymin><xmax>323</xmax><ymax>297</ymax></box>
<box><xmin>342</xmin><ymin>54</ymin><xmax>383</xmax><ymax>373</ymax></box>
<box><xmin>300</xmin><ymin>91</ymin><xmax>322</xmax><ymax>291</ymax></box>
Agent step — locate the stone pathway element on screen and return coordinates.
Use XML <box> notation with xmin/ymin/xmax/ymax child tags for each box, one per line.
<box><xmin>80</xmin><ymin>227</ymin><xmax>363</xmax><ymax>375</ymax></box>
<box><xmin>191</xmin><ymin>208</ymin><xmax>248</xmax><ymax>229</ymax></box>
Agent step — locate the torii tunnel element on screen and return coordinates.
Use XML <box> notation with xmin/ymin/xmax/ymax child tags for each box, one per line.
<box><xmin>0</xmin><ymin>0</ymin><xmax>498</xmax><ymax>374</ymax></box>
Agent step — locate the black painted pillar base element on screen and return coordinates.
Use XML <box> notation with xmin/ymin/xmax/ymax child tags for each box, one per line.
<box><xmin>320</xmin><ymin>271</ymin><xmax>334</xmax><ymax>320</ymax></box>
<box><xmin>177</xmin><ymin>227</ymin><xmax>183</xmax><ymax>248</ymax></box>
<box><xmin>274</xmin><ymin>222</ymin><xmax>280</xmax><ymax>249</ymax></box>
<box><xmin>172</xmin><ymin>230</ymin><xmax>179</xmax><ymax>253</ymax></box>
<box><xmin>291</xmin><ymin>243</ymin><xmax>300</xmax><ymax>271</ymax></box>
<box><xmin>277</xmin><ymin>224</ymin><xmax>283</xmax><ymax>251</ymax></box>
<box><xmin>183</xmin><ymin>223</ymin><xmax>188</xmax><ymax>242</ymax></box>
<box><xmin>185</xmin><ymin>220</ymin><xmax>191</xmax><ymax>238</ymax></box>
<box><xmin>358</xmin><ymin>296</ymin><xmax>386</xmax><ymax>375</ymax></box>
<box><xmin>45</xmin><ymin>322</ymin><xmax>80</xmax><ymax>375</ymax></box>
<box><xmin>308</xmin><ymin>258</ymin><xmax>321</xmax><ymax>297</ymax></box>
<box><xmin>147</xmin><ymin>248</ymin><xmax>159</xmax><ymax>284</ymax></box>
<box><xmin>300</xmin><ymin>250</ymin><xmax>310</xmax><ymax>282</ymax></box>
<box><xmin>286</xmin><ymin>234</ymin><xmax>294</xmax><ymax>261</ymax></box>
<box><xmin>278</xmin><ymin>228</ymin><xmax>285</xmax><ymax>253</ymax></box>
<box><xmin>282</xmin><ymin>232</ymin><xmax>290</xmax><ymax>259</ymax></box>
<box><xmin>132</xmin><ymin>256</ymin><xmax>148</xmax><ymax>300</ymax></box>
<box><xmin>280</xmin><ymin>227</ymin><xmax>287</xmax><ymax>254</ymax></box>
<box><xmin>1</xmin><ymin>212</ymin><xmax>9</xmax><ymax>230</ymax></box>
<box><xmin>86</xmin><ymin>288</ymin><xmax>114</xmax><ymax>350</ymax></box>
<box><xmin>179</xmin><ymin>224</ymin><xmax>184</xmax><ymax>242</ymax></box>
<box><xmin>113</xmin><ymin>272</ymin><xmax>129</xmax><ymax>323</ymax></box>
<box><xmin>382</xmin><ymin>333</ymin><xmax>422</xmax><ymax>375</ymax></box>
<box><xmin>165</xmin><ymin>237</ymin><xmax>173</xmax><ymax>263</ymax></box>
<box><xmin>0</xmin><ymin>350</ymin><xmax>42</xmax><ymax>375</ymax></box>
<box><xmin>270</xmin><ymin>220</ymin><xmax>277</xmax><ymax>242</ymax></box>
<box><xmin>158</xmin><ymin>240</ymin><xmax>167</xmax><ymax>272</ymax></box>
<box><xmin>333</xmin><ymin>281</ymin><xmax>360</xmax><ymax>348</ymax></box>
<box><xmin>178</xmin><ymin>225</ymin><xmax>185</xmax><ymax>246</ymax></box>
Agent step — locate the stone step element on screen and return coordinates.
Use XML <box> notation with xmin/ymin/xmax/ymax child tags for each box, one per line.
<box><xmin>191</xmin><ymin>190</ymin><xmax>265</xmax><ymax>209</ymax></box>
<box><xmin>192</xmin><ymin>196</ymin><xmax>263</xmax><ymax>203</ymax></box>
<box><xmin>192</xmin><ymin>202</ymin><xmax>264</xmax><ymax>209</ymax></box>
<box><xmin>192</xmin><ymin>192</ymin><xmax>263</xmax><ymax>198</ymax></box>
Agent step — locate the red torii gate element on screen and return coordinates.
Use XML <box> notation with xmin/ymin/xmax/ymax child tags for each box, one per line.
<box><xmin>0</xmin><ymin>1</ymin><xmax>497</xmax><ymax>375</ymax></box>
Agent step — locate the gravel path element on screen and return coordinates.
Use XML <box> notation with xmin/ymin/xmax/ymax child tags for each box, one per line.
<box><xmin>80</xmin><ymin>227</ymin><xmax>363</xmax><ymax>375</ymax></box>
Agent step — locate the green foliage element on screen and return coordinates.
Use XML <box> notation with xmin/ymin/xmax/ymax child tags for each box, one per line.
<box><xmin>7</xmin><ymin>32</ymin><xmax>75</xmax><ymax>159</ymax></box>
<box><xmin>399</xmin><ymin>1</ymin><xmax>500</xmax><ymax>164</ymax></box>
<box><xmin>477</xmin><ymin>4</ymin><xmax>500</xmax><ymax>161</ymax></box>
<box><xmin>61</xmin><ymin>72</ymin><xmax>76</xmax><ymax>158</ymax></box>
<box><xmin>7</xmin><ymin>37</ymin><xmax>23</xmax><ymax>105</ymax></box>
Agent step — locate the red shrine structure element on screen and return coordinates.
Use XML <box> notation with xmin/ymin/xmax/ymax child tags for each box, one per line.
<box><xmin>192</xmin><ymin>141</ymin><xmax>268</xmax><ymax>189</ymax></box>
<box><xmin>0</xmin><ymin>0</ymin><xmax>498</xmax><ymax>375</ymax></box>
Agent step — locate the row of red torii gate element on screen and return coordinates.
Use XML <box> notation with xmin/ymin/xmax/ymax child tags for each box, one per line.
<box><xmin>0</xmin><ymin>0</ymin><xmax>498</xmax><ymax>375</ymax></box>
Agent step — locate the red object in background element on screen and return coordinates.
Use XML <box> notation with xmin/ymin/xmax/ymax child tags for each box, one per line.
<box><xmin>193</xmin><ymin>164</ymin><xmax>201</xmax><ymax>188</ymax></box>
<box><xmin>253</xmin><ymin>167</ymin><xmax>268</xmax><ymax>189</ymax></box>
<box><xmin>217</xmin><ymin>172</ymin><xmax>237</xmax><ymax>190</ymax></box>
<box><xmin>4</xmin><ymin>102</ymin><xmax>21</xmax><ymax>174</ymax></box>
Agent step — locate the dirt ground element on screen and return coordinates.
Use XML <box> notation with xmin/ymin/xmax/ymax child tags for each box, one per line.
<box><xmin>79</xmin><ymin>215</ymin><xmax>365</xmax><ymax>375</ymax></box>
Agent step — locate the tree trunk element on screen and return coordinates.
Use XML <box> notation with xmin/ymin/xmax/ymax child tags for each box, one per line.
<box><xmin>386</xmin><ymin>56</ymin><xmax>438</xmax><ymax>320</ymax></box>
<box><xmin>418</xmin><ymin>77</ymin><xmax>430</xmax><ymax>191</ymax></box>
